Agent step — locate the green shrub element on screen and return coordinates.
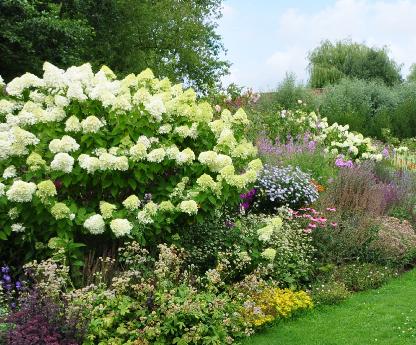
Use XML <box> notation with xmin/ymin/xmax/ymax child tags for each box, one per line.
<box><xmin>230</xmin><ymin>213</ymin><xmax>315</xmax><ymax>287</ymax></box>
<box><xmin>389</xmin><ymin>82</ymin><xmax>416</xmax><ymax>139</ymax></box>
<box><xmin>332</xmin><ymin>263</ymin><xmax>395</xmax><ymax>292</ymax></box>
<box><xmin>0</xmin><ymin>63</ymin><xmax>262</xmax><ymax>267</ymax></box>
<box><xmin>255</xmin><ymin>73</ymin><xmax>318</xmax><ymax>112</ymax></box>
<box><xmin>311</xmin><ymin>281</ymin><xmax>350</xmax><ymax>306</ymax></box>
<box><xmin>311</xmin><ymin>212</ymin><xmax>381</xmax><ymax>264</ymax></box>
<box><xmin>319</xmin><ymin>78</ymin><xmax>397</xmax><ymax>138</ymax></box>
<box><xmin>271</xmin><ymin>149</ymin><xmax>338</xmax><ymax>186</ymax></box>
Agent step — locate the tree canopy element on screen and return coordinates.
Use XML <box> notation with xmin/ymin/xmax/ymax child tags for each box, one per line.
<box><xmin>0</xmin><ymin>0</ymin><xmax>229</xmax><ymax>93</ymax></box>
<box><xmin>308</xmin><ymin>40</ymin><xmax>402</xmax><ymax>88</ymax></box>
<box><xmin>407</xmin><ymin>64</ymin><xmax>416</xmax><ymax>82</ymax></box>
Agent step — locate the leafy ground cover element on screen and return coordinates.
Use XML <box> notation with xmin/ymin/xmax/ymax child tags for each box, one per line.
<box><xmin>244</xmin><ymin>268</ymin><xmax>416</xmax><ymax>345</ymax></box>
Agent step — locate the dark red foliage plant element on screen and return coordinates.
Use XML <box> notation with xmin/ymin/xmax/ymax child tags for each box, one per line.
<box><xmin>0</xmin><ymin>289</ymin><xmax>86</xmax><ymax>345</ymax></box>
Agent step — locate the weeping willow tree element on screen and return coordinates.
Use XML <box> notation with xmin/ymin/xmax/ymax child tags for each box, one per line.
<box><xmin>308</xmin><ymin>40</ymin><xmax>402</xmax><ymax>88</ymax></box>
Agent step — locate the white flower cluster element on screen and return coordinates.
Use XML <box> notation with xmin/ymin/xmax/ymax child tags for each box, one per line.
<box><xmin>6</xmin><ymin>180</ymin><xmax>37</xmax><ymax>202</ymax></box>
<box><xmin>0</xmin><ymin>62</ymin><xmax>260</xmax><ymax>237</ymax></box>
<box><xmin>276</xmin><ymin>109</ymin><xmax>380</xmax><ymax>161</ymax></box>
<box><xmin>49</xmin><ymin>135</ymin><xmax>79</xmax><ymax>153</ymax></box>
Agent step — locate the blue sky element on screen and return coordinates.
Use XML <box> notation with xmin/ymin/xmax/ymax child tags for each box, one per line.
<box><xmin>217</xmin><ymin>0</ymin><xmax>416</xmax><ymax>90</ymax></box>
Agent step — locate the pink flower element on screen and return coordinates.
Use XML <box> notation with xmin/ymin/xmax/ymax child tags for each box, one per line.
<box><xmin>304</xmin><ymin>228</ymin><xmax>312</xmax><ymax>234</ymax></box>
<box><xmin>308</xmin><ymin>223</ymin><xmax>317</xmax><ymax>229</ymax></box>
<box><xmin>326</xmin><ymin>207</ymin><xmax>336</xmax><ymax>212</ymax></box>
<box><xmin>330</xmin><ymin>222</ymin><xmax>338</xmax><ymax>227</ymax></box>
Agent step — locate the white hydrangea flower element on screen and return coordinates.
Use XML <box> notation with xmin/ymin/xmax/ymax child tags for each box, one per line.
<box><xmin>159</xmin><ymin>200</ymin><xmax>175</xmax><ymax>212</ymax></box>
<box><xmin>0</xmin><ymin>75</ymin><xmax>4</xmax><ymax>88</ymax></box>
<box><xmin>65</xmin><ymin>116</ymin><xmax>82</xmax><ymax>132</ymax></box>
<box><xmin>0</xmin><ymin>182</ymin><xmax>5</xmax><ymax>197</ymax></box>
<box><xmin>175</xmin><ymin>148</ymin><xmax>195</xmax><ymax>165</ymax></box>
<box><xmin>83</xmin><ymin>214</ymin><xmax>105</xmax><ymax>234</ymax></box>
<box><xmin>6</xmin><ymin>180</ymin><xmax>37</xmax><ymax>202</ymax></box>
<box><xmin>257</xmin><ymin>225</ymin><xmax>273</xmax><ymax>242</ymax></box>
<box><xmin>49</xmin><ymin>135</ymin><xmax>79</xmax><ymax>154</ymax></box>
<box><xmin>29</xmin><ymin>90</ymin><xmax>46</xmax><ymax>103</ymax></box>
<box><xmin>43</xmin><ymin>62</ymin><xmax>67</xmax><ymax>88</ymax></box>
<box><xmin>232</xmin><ymin>108</ymin><xmax>250</xmax><ymax>125</ymax></box>
<box><xmin>0</xmin><ymin>99</ymin><xmax>17</xmax><ymax>114</ymax></box>
<box><xmin>11</xmin><ymin>223</ymin><xmax>25</xmax><ymax>233</ymax></box>
<box><xmin>36</xmin><ymin>180</ymin><xmax>57</xmax><ymax>201</ymax></box>
<box><xmin>147</xmin><ymin>148</ymin><xmax>165</xmax><ymax>163</ymax></box>
<box><xmin>261</xmin><ymin>248</ymin><xmax>276</xmax><ymax>261</ymax></box>
<box><xmin>137</xmin><ymin>210</ymin><xmax>154</xmax><ymax>224</ymax></box>
<box><xmin>112</xmin><ymin>92</ymin><xmax>132</xmax><ymax>112</ymax></box>
<box><xmin>98</xmin><ymin>153</ymin><xmax>129</xmax><ymax>171</ymax></box>
<box><xmin>132</xmin><ymin>87</ymin><xmax>151</xmax><ymax>105</ymax></box>
<box><xmin>81</xmin><ymin>116</ymin><xmax>104</xmax><ymax>133</ymax></box>
<box><xmin>158</xmin><ymin>124</ymin><xmax>172</xmax><ymax>134</ymax></box>
<box><xmin>122</xmin><ymin>195</ymin><xmax>141</xmax><ymax>211</ymax></box>
<box><xmin>42</xmin><ymin>107</ymin><xmax>66</xmax><ymax>123</ymax></box>
<box><xmin>216</xmin><ymin>128</ymin><xmax>237</xmax><ymax>149</ymax></box>
<box><xmin>198</xmin><ymin>151</ymin><xmax>233</xmax><ymax>172</ymax></box>
<box><xmin>67</xmin><ymin>81</ymin><xmax>87</xmax><ymax>101</ymax></box>
<box><xmin>248</xmin><ymin>159</ymin><xmax>263</xmax><ymax>172</ymax></box>
<box><xmin>54</xmin><ymin>95</ymin><xmax>70</xmax><ymax>108</ymax></box>
<box><xmin>50</xmin><ymin>152</ymin><xmax>74</xmax><ymax>173</ymax></box>
<box><xmin>129</xmin><ymin>143</ymin><xmax>147</xmax><ymax>161</ymax></box>
<box><xmin>50</xmin><ymin>202</ymin><xmax>72</xmax><ymax>220</ymax></box>
<box><xmin>110</xmin><ymin>218</ymin><xmax>133</xmax><ymax>237</ymax></box>
<box><xmin>3</xmin><ymin>165</ymin><xmax>16</xmax><ymax>179</ymax></box>
<box><xmin>8</xmin><ymin>207</ymin><xmax>19</xmax><ymax>219</ymax></box>
<box><xmin>231</xmin><ymin>141</ymin><xmax>257</xmax><ymax>159</ymax></box>
<box><xmin>99</xmin><ymin>201</ymin><xmax>116</xmax><ymax>219</ymax></box>
<box><xmin>78</xmin><ymin>154</ymin><xmax>100</xmax><ymax>174</ymax></box>
<box><xmin>208</xmin><ymin>119</ymin><xmax>225</xmax><ymax>138</ymax></box>
<box><xmin>6</xmin><ymin>73</ymin><xmax>43</xmax><ymax>96</ymax></box>
<box><xmin>178</xmin><ymin>200</ymin><xmax>198</xmax><ymax>215</ymax></box>
<box><xmin>196</xmin><ymin>174</ymin><xmax>217</xmax><ymax>192</ymax></box>
<box><xmin>144</xmin><ymin>95</ymin><xmax>166</xmax><ymax>121</ymax></box>
<box><xmin>165</xmin><ymin>145</ymin><xmax>180</xmax><ymax>159</ymax></box>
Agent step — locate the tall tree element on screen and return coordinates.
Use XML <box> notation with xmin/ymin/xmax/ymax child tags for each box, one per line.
<box><xmin>0</xmin><ymin>0</ymin><xmax>229</xmax><ymax>93</ymax></box>
<box><xmin>308</xmin><ymin>40</ymin><xmax>402</xmax><ymax>88</ymax></box>
<box><xmin>0</xmin><ymin>0</ymin><xmax>93</xmax><ymax>81</ymax></box>
<box><xmin>71</xmin><ymin>0</ymin><xmax>229</xmax><ymax>93</ymax></box>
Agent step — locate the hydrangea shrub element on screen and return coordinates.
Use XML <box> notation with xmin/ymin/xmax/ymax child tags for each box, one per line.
<box><xmin>0</xmin><ymin>63</ymin><xmax>262</xmax><ymax>247</ymax></box>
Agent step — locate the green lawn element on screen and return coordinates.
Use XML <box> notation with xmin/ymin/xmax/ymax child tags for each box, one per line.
<box><xmin>243</xmin><ymin>269</ymin><xmax>416</xmax><ymax>345</ymax></box>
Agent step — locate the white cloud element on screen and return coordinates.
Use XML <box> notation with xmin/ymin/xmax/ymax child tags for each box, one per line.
<box><xmin>224</xmin><ymin>0</ymin><xmax>416</xmax><ymax>90</ymax></box>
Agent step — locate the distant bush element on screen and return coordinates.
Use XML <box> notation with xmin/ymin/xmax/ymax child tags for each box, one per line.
<box><xmin>256</xmin><ymin>73</ymin><xmax>318</xmax><ymax>112</ymax></box>
<box><xmin>319</xmin><ymin>78</ymin><xmax>397</xmax><ymax>138</ymax></box>
<box><xmin>319</xmin><ymin>78</ymin><xmax>416</xmax><ymax>140</ymax></box>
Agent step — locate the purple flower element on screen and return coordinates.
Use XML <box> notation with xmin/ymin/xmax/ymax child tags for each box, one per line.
<box><xmin>1</xmin><ymin>265</ymin><xmax>9</xmax><ymax>274</ymax></box>
<box><xmin>382</xmin><ymin>147</ymin><xmax>389</xmax><ymax>157</ymax></box>
<box><xmin>241</xmin><ymin>202</ymin><xmax>250</xmax><ymax>210</ymax></box>
<box><xmin>15</xmin><ymin>281</ymin><xmax>22</xmax><ymax>290</ymax></box>
<box><xmin>3</xmin><ymin>274</ymin><xmax>11</xmax><ymax>282</ymax></box>
<box><xmin>335</xmin><ymin>155</ymin><xmax>354</xmax><ymax>168</ymax></box>
<box><xmin>308</xmin><ymin>140</ymin><xmax>317</xmax><ymax>151</ymax></box>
